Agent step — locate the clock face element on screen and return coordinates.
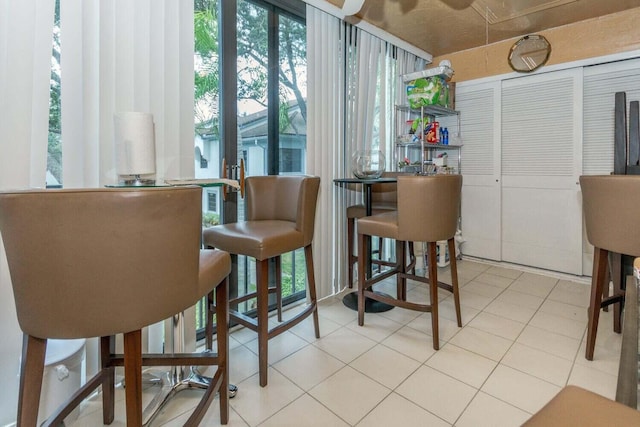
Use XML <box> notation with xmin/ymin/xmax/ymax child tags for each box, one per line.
<box><xmin>508</xmin><ymin>35</ymin><xmax>551</xmax><ymax>73</ymax></box>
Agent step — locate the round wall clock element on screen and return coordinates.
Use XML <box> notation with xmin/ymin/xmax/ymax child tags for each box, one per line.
<box><xmin>508</xmin><ymin>35</ymin><xmax>551</xmax><ymax>73</ymax></box>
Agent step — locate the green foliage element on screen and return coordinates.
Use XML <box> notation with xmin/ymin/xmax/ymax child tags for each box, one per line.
<box><xmin>202</xmin><ymin>212</ymin><xmax>220</xmax><ymax>228</ymax></box>
<box><xmin>47</xmin><ymin>132</ymin><xmax>62</xmax><ymax>183</ymax></box>
<box><xmin>280</xmin><ymin>250</ymin><xmax>307</xmax><ymax>295</ymax></box>
<box><xmin>193</xmin><ymin>0</ymin><xmax>307</xmax><ymax>135</ymax></box>
<box><xmin>48</xmin><ymin>0</ymin><xmax>62</xmax><ymax>184</ymax></box>
<box><xmin>194</xmin><ymin>1</ymin><xmax>220</xmax><ymax>137</ymax></box>
<box><xmin>236</xmin><ymin>1</ymin><xmax>268</xmax><ymax>109</ymax></box>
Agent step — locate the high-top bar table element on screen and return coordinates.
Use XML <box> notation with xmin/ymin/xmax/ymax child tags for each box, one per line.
<box><xmin>334</xmin><ymin>177</ymin><xmax>398</xmax><ymax>313</ymax></box>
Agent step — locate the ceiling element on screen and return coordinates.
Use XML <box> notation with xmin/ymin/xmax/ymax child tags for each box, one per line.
<box><xmin>325</xmin><ymin>0</ymin><xmax>640</xmax><ymax>57</ymax></box>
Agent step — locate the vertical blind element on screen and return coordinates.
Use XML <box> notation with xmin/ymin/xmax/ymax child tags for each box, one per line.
<box><xmin>306</xmin><ymin>6</ymin><xmax>346</xmax><ymax>297</ymax></box>
<box><xmin>60</xmin><ymin>0</ymin><xmax>195</xmax><ymax>188</ymax></box>
<box><xmin>0</xmin><ymin>1</ymin><xmax>55</xmax><ymax>421</ymax></box>
<box><xmin>306</xmin><ymin>5</ymin><xmax>426</xmax><ymax>297</ymax></box>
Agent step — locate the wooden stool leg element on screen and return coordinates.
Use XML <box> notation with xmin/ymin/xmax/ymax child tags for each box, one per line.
<box><xmin>17</xmin><ymin>334</ymin><xmax>47</xmax><ymax>427</ymax></box>
<box><xmin>448</xmin><ymin>238</ymin><xmax>462</xmax><ymax>327</ymax></box>
<box><xmin>357</xmin><ymin>232</ymin><xmax>367</xmax><ymax>326</ymax></box>
<box><xmin>216</xmin><ymin>277</ymin><xmax>229</xmax><ymax>424</ymax></box>
<box><xmin>276</xmin><ymin>256</ymin><xmax>283</xmax><ymax>323</ymax></box>
<box><xmin>101</xmin><ymin>336</ymin><xmax>115</xmax><ymax>424</ymax></box>
<box><xmin>257</xmin><ymin>259</ymin><xmax>269</xmax><ymax>387</ymax></box>
<box><xmin>123</xmin><ymin>330</ymin><xmax>143</xmax><ymax>427</ymax></box>
<box><xmin>304</xmin><ymin>245</ymin><xmax>321</xmax><ymax>339</ymax></box>
<box><xmin>428</xmin><ymin>242</ymin><xmax>440</xmax><ymax>350</ymax></box>
<box><xmin>396</xmin><ymin>240</ymin><xmax>407</xmax><ymax>301</ymax></box>
<box><xmin>586</xmin><ymin>247</ymin><xmax>609</xmax><ymax>360</ymax></box>
<box><xmin>347</xmin><ymin>218</ymin><xmax>356</xmax><ymax>288</ymax></box>
<box><xmin>610</xmin><ymin>253</ymin><xmax>623</xmax><ymax>333</ymax></box>
<box><xmin>206</xmin><ymin>290</ymin><xmax>214</xmax><ymax>350</ymax></box>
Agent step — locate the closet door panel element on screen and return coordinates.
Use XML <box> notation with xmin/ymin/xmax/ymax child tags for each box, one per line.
<box><xmin>456</xmin><ymin>82</ymin><xmax>501</xmax><ymax>260</ymax></box>
<box><xmin>501</xmin><ymin>69</ymin><xmax>582</xmax><ymax>275</ymax></box>
<box><xmin>501</xmin><ymin>186</ymin><xmax>581</xmax><ymax>273</ymax></box>
<box><xmin>461</xmin><ymin>182</ymin><xmax>500</xmax><ymax>259</ymax></box>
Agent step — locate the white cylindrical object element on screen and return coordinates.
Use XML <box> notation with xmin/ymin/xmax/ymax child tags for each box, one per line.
<box><xmin>437</xmin><ymin>240</ymin><xmax>450</xmax><ymax>268</ymax></box>
<box><xmin>38</xmin><ymin>339</ymin><xmax>86</xmax><ymax>426</ymax></box>
<box><xmin>114</xmin><ymin>112</ymin><xmax>156</xmax><ymax>176</ymax></box>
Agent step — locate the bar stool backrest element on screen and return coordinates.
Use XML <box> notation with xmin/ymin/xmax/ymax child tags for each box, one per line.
<box><xmin>244</xmin><ymin>175</ymin><xmax>320</xmax><ymax>246</ymax></box>
<box><xmin>396</xmin><ymin>174</ymin><xmax>462</xmax><ymax>243</ymax></box>
<box><xmin>580</xmin><ymin>175</ymin><xmax>640</xmax><ymax>256</ymax></box>
<box><xmin>0</xmin><ymin>186</ymin><xmax>202</xmax><ymax>340</ymax></box>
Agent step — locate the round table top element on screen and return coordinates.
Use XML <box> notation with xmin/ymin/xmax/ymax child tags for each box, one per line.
<box><xmin>333</xmin><ymin>177</ymin><xmax>398</xmax><ymax>185</ymax></box>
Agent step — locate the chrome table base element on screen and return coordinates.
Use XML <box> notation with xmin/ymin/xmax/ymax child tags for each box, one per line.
<box><xmin>141</xmin><ymin>311</ymin><xmax>237</xmax><ymax>426</ymax></box>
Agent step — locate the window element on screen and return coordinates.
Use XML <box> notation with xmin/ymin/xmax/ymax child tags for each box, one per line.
<box><xmin>194</xmin><ymin>0</ymin><xmax>307</xmax><ymax>179</ymax></box>
<box><xmin>207</xmin><ymin>191</ymin><xmax>218</xmax><ymax>212</ymax></box>
<box><xmin>47</xmin><ymin>0</ymin><xmax>61</xmax><ymax>188</ymax></box>
<box><xmin>279</xmin><ymin>147</ymin><xmax>302</xmax><ymax>173</ymax></box>
<box><xmin>194</xmin><ymin>0</ymin><xmax>308</xmax><ymax>335</ymax></box>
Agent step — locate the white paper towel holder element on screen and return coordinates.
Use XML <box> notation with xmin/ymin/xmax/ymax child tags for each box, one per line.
<box><xmin>114</xmin><ymin>111</ymin><xmax>157</xmax><ymax>186</ymax></box>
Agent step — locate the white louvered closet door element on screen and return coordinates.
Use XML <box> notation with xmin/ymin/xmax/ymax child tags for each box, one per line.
<box><xmin>582</xmin><ymin>57</ymin><xmax>640</xmax><ymax>275</ymax></box>
<box><xmin>456</xmin><ymin>81</ymin><xmax>501</xmax><ymax>260</ymax></box>
<box><xmin>501</xmin><ymin>68</ymin><xmax>583</xmax><ymax>275</ymax></box>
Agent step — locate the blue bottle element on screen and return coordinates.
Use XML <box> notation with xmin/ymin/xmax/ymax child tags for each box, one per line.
<box><xmin>443</xmin><ymin>128</ymin><xmax>449</xmax><ymax>145</ymax></box>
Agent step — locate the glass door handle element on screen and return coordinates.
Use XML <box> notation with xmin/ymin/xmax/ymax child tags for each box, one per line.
<box><xmin>221</xmin><ymin>158</ymin><xmax>245</xmax><ymax>200</ymax></box>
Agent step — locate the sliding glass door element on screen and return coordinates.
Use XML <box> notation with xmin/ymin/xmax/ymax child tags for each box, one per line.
<box><xmin>194</xmin><ymin>0</ymin><xmax>307</xmax><ymax>331</ymax></box>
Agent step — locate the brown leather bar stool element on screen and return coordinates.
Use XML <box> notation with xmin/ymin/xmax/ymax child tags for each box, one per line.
<box><xmin>0</xmin><ymin>186</ymin><xmax>231</xmax><ymax>427</ymax></box>
<box><xmin>202</xmin><ymin>175</ymin><xmax>321</xmax><ymax>387</ymax></box>
<box><xmin>356</xmin><ymin>174</ymin><xmax>463</xmax><ymax>350</ymax></box>
<box><xmin>580</xmin><ymin>175</ymin><xmax>640</xmax><ymax>360</ymax></box>
<box><xmin>346</xmin><ymin>172</ymin><xmax>415</xmax><ymax>288</ymax></box>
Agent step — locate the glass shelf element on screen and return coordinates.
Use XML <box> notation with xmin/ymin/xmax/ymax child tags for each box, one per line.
<box><xmin>395</xmin><ymin>104</ymin><xmax>459</xmax><ymax>117</ymax></box>
<box><xmin>396</xmin><ymin>142</ymin><xmax>462</xmax><ymax>148</ymax></box>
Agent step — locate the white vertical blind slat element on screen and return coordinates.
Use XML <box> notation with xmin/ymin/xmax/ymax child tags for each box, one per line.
<box><xmin>0</xmin><ymin>0</ymin><xmax>54</xmax><ymax>190</ymax></box>
<box><xmin>0</xmin><ymin>1</ymin><xmax>55</xmax><ymax>421</ymax></box>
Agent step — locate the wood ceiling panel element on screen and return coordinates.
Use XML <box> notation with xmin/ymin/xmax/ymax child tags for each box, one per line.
<box><xmin>325</xmin><ymin>0</ymin><xmax>640</xmax><ymax>56</ymax></box>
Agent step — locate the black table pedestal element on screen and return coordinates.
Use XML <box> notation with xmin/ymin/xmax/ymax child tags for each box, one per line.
<box><xmin>334</xmin><ymin>177</ymin><xmax>399</xmax><ymax>314</ymax></box>
<box><xmin>342</xmin><ymin>291</ymin><xmax>394</xmax><ymax>312</ymax></box>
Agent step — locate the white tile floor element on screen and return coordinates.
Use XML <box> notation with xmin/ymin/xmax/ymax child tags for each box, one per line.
<box><xmin>67</xmin><ymin>259</ymin><xmax>623</xmax><ymax>426</ymax></box>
